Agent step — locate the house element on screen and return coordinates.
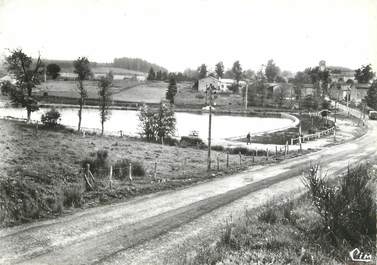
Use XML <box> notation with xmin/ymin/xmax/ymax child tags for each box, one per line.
<box><xmin>136</xmin><ymin>75</ymin><xmax>146</xmax><ymax>82</ymax></box>
<box><xmin>198</xmin><ymin>76</ymin><xmax>220</xmax><ymax>92</ymax></box>
<box><xmin>329</xmin><ymin>81</ymin><xmax>370</xmax><ymax>103</ymax></box>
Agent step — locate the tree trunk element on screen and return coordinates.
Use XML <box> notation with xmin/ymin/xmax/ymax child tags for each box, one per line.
<box><xmin>27</xmin><ymin>109</ymin><xmax>31</xmax><ymax>122</ymax></box>
<box><xmin>101</xmin><ymin>121</ymin><xmax>104</xmax><ymax>136</ymax></box>
<box><xmin>78</xmin><ymin>99</ymin><xmax>83</xmax><ymax>132</ymax></box>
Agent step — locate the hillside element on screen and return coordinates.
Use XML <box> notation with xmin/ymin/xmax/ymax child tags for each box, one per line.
<box><xmin>43</xmin><ymin>57</ymin><xmax>167</xmax><ymax>74</ymax></box>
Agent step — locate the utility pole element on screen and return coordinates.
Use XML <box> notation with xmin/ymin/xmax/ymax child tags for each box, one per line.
<box><xmin>207</xmin><ymin>84</ymin><xmax>214</xmax><ymax>171</ymax></box>
<box><xmin>244</xmin><ymin>81</ymin><xmax>248</xmax><ymax>110</ymax></box>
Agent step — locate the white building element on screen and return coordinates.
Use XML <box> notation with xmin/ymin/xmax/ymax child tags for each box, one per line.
<box><xmin>198</xmin><ymin>77</ymin><xmax>246</xmax><ymax>92</ymax></box>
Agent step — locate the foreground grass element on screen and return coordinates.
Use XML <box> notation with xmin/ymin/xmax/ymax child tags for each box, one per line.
<box><xmin>0</xmin><ymin>119</ymin><xmax>289</xmax><ymax>227</ymax></box>
<box><xmin>174</xmin><ymin>164</ymin><xmax>376</xmax><ymax>265</ymax></box>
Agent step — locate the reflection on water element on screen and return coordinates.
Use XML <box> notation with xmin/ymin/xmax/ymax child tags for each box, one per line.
<box><xmin>0</xmin><ymin>107</ymin><xmax>294</xmax><ymax>141</ymax></box>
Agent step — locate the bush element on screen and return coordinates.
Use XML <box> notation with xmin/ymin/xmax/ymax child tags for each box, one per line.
<box><xmin>62</xmin><ymin>184</ymin><xmax>83</xmax><ymax>208</ymax></box>
<box><xmin>211</xmin><ymin>145</ymin><xmax>225</xmax><ymax>152</ymax></box>
<box><xmin>0</xmin><ymin>177</ymin><xmax>62</xmax><ymax>226</ymax></box>
<box><xmin>81</xmin><ymin>149</ymin><xmax>109</xmax><ymax>177</ymax></box>
<box><xmin>258</xmin><ymin>206</ymin><xmax>278</xmax><ymax>224</ymax></box>
<box><xmin>41</xmin><ymin>108</ymin><xmax>61</xmax><ymax>128</ymax></box>
<box><xmin>113</xmin><ymin>159</ymin><xmax>146</xmax><ymax>179</ymax></box>
<box><xmin>180</xmin><ymin>136</ymin><xmax>205</xmax><ymax>148</ymax></box>
<box><xmin>164</xmin><ymin>136</ymin><xmax>179</xmax><ymax>146</ymax></box>
<box><xmin>303</xmin><ymin>164</ymin><xmax>376</xmax><ymax>246</ymax></box>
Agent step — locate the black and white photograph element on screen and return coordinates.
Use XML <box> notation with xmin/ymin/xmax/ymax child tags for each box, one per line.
<box><xmin>0</xmin><ymin>0</ymin><xmax>376</xmax><ymax>264</ymax></box>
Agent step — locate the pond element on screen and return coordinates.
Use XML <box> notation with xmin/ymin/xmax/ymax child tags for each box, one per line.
<box><xmin>0</xmin><ymin>107</ymin><xmax>296</xmax><ymax>142</ymax></box>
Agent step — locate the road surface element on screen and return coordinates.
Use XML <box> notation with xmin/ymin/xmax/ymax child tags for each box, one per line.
<box><xmin>1</xmin><ymin>109</ymin><xmax>376</xmax><ymax>265</ymax></box>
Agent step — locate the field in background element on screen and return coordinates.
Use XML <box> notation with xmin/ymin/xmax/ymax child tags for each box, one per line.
<box><xmin>111</xmin><ymin>81</ymin><xmax>169</xmax><ymax>103</ymax></box>
<box><xmin>34</xmin><ymin>80</ymin><xmax>167</xmax><ymax>102</ymax></box>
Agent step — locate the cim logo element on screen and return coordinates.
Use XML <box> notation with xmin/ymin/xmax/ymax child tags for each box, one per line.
<box><xmin>349</xmin><ymin>248</ymin><xmax>372</xmax><ymax>263</ymax></box>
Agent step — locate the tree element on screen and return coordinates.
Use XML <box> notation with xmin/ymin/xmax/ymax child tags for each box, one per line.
<box><xmin>5</xmin><ymin>49</ymin><xmax>44</xmax><ymax>121</ymax></box>
<box><xmin>232</xmin><ymin>60</ymin><xmax>242</xmax><ymax>92</ymax></box>
<box><xmin>138</xmin><ymin>102</ymin><xmax>176</xmax><ymax>143</ymax></box>
<box><xmin>293</xmin><ymin>71</ymin><xmax>311</xmax><ymax>108</ymax></box>
<box><xmin>275</xmin><ymin>75</ymin><xmax>286</xmax><ymax>83</ymax></box>
<box><xmin>265</xmin><ymin>59</ymin><xmax>281</xmax><ymax>83</ymax></box>
<box><xmin>274</xmin><ymin>86</ymin><xmax>287</xmax><ymax>108</ymax></box>
<box><xmin>156</xmin><ymin>70</ymin><xmax>162</xmax><ymax>80</ymax></box>
<box><xmin>46</xmin><ymin>63</ymin><xmax>61</xmax><ymax>79</ymax></box>
<box><xmin>366</xmin><ymin>80</ymin><xmax>377</xmax><ymax>110</ymax></box>
<box><xmin>73</xmin><ymin>57</ymin><xmax>92</xmax><ymax>132</ymax></box>
<box><xmin>248</xmin><ymin>70</ymin><xmax>267</xmax><ymax>107</ymax></box>
<box><xmin>0</xmin><ymin>80</ymin><xmax>15</xmax><ymax>95</ymax></box>
<box><xmin>155</xmin><ymin>102</ymin><xmax>176</xmax><ymax>144</ymax></box>
<box><xmin>243</xmin><ymin>69</ymin><xmax>255</xmax><ymax>80</ymax></box>
<box><xmin>305</xmin><ymin>66</ymin><xmax>330</xmax><ymax>99</ymax></box>
<box><xmin>98</xmin><ymin>72</ymin><xmax>113</xmax><ymax>135</ymax></box>
<box><xmin>138</xmin><ymin>105</ymin><xmax>157</xmax><ymax>141</ymax></box>
<box><xmin>355</xmin><ymin>64</ymin><xmax>375</xmax><ymax>84</ymax></box>
<box><xmin>147</xmin><ymin>67</ymin><xmax>155</xmax><ymax>80</ymax></box>
<box><xmin>215</xmin><ymin>62</ymin><xmax>224</xmax><ymax>78</ymax></box>
<box><xmin>198</xmin><ymin>64</ymin><xmax>207</xmax><ymax>79</ymax></box>
<box><xmin>166</xmin><ymin>77</ymin><xmax>177</xmax><ymax>104</ymax></box>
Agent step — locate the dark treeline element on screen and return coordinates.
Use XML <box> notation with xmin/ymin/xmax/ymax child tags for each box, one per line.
<box><xmin>113</xmin><ymin>57</ymin><xmax>167</xmax><ymax>73</ymax></box>
<box><xmin>42</xmin><ymin>57</ymin><xmax>167</xmax><ymax>74</ymax></box>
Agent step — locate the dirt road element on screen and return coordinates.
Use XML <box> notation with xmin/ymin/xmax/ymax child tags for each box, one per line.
<box><xmin>1</xmin><ymin>114</ymin><xmax>376</xmax><ymax>265</ymax></box>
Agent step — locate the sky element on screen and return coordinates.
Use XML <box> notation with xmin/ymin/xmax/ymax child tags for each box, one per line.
<box><xmin>0</xmin><ymin>0</ymin><xmax>376</xmax><ymax>73</ymax></box>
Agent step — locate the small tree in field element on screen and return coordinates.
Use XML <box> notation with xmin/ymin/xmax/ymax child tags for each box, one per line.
<box><xmin>166</xmin><ymin>77</ymin><xmax>177</xmax><ymax>104</ymax></box>
<box><xmin>98</xmin><ymin>73</ymin><xmax>113</xmax><ymax>135</ymax></box>
<box><xmin>73</xmin><ymin>57</ymin><xmax>92</xmax><ymax>132</ymax></box>
<box><xmin>138</xmin><ymin>105</ymin><xmax>157</xmax><ymax>141</ymax></box>
<box><xmin>138</xmin><ymin>102</ymin><xmax>176</xmax><ymax>143</ymax></box>
<box><xmin>5</xmin><ymin>49</ymin><xmax>44</xmax><ymax>122</ymax></box>
<box><xmin>155</xmin><ymin>102</ymin><xmax>176</xmax><ymax>144</ymax></box>
<box><xmin>46</xmin><ymin>63</ymin><xmax>61</xmax><ymax>79</ymax></box>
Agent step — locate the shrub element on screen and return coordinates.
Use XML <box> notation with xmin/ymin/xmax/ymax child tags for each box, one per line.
<box><xmin>303</xmin><ymin>164</ymin><xmax>376</xmax><ymax>246</ymax></box>
<box><xmin>41</xmin><ymin>108</ymin><xmax>61</xmax><ymax>128</ymax></box>
<box><xmin>62</xmin><ymin>184</ymin><xmax>83</xmax><ymax>208</ymax></box>
<box><xmin>180</xmin><ymin>136</ymin><xmax>205</xmax><ymax>148</ymax></box>
<box><xmin>211</xmin><ymin>145</ymin><xmax>225</xmax><ymax>152</ymax></box>
<box><xmin>81</xmin><ymin>149</ymin><xmax>109</xmax><ymax>177</ymax></box>
<box><xmin>113</xmin><ymin>159</ymin><xmax>146</xmax><ymax>179</ymax></box>
<box><xmin>0</xmin><ymin>177</ymin><xmax>62</xmax><ymax>226</ymax></box>
<box><xmin>164</xmin><ymin>136</ymin><xmax>179</xmax><ymax>146</ymax></box>
<box><xmin>258</xmin><ymin>205</ymin><xmax>278</xmax><ymax>224</ymax></box>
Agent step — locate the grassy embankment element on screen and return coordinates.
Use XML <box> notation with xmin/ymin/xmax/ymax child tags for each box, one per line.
<box><xmin>173</xmin><ymin>164</ymin><xmax>377</xmax><ymax>265</ymax></box>
<box><xmin>34</xmin><ymin>80</ymin><xmax>171</xmax><ymax>106</ymax></box>
<box><xmin>0</xmin><ymin>119</ymin><xmax>304</xmax><ymax>227</ymax></box>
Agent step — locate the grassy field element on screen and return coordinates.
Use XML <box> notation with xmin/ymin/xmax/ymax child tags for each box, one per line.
<box><xmin>0</xmin><ymin>119</ymin><xmax>294</xmax><ymax>227</ymax></box>
<box><xmin>112</xmin><ymin>81</ymin><xmax>169</xmax><ymax>103</ymax></box>
<box><xmin>35</xmin><ymin>79</ymin><xmax>142</xmax><ymax>99</ymax></box>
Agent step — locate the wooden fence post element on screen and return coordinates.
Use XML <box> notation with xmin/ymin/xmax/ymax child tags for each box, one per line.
<box><xmin>120</xmin><ymin>130</ymin><xmax>123</xmax><ymax>137</ymax></box>
<box><xmin>275</xmin><ymin>146</ymin><xmax>278</xmax><ymax>159</ymax></box>
<box><xmin>252</xmin><ymin>150</ymin><xmax>255</xmax><ymax>163</ymax></box>
<box><xmin>109</xmin><ymin>166</ymin><xmax>113</xmax><ymax>189</ymax></box>
<box><xmin>239</xmin><ymin>152</ymin><xmax>242</xmax><ymax>166</ymax></box>
<box><xmin>128</xmin><ymin>162</ymin><xmax>133</xmax><ymax>182</ymax></box>
<box><xmin>217</xmin><ymin>154</ymin><xmax>220</xmax><ymax>171</ymax></box>
<box><xmin>226</xmin><ymin>151</ymin><xmax>229</xmax><ymax>168</ymax></box>
<box><xmin>266</xmin><ymin>149</ymin><xmax>269</xmax><ymax>160</ymax></box>
<box><xmin>154</xmin><ymin>161</ymin><xmax>157</xmax><ymax>180</ymax></box>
